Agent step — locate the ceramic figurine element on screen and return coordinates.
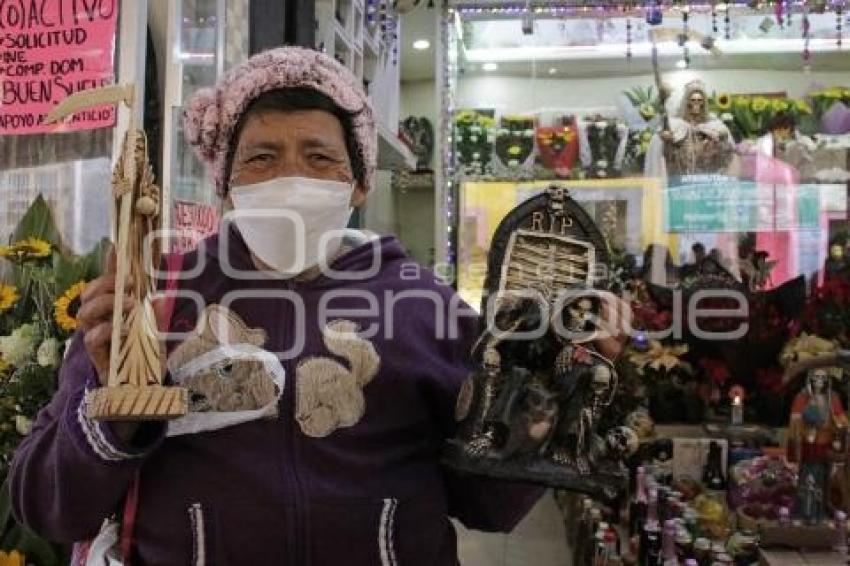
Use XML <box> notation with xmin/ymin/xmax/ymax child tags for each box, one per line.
<box><xmin>788</xmin><ymin>368</ymin><xmax>848</xmax><ymax>466</ymax></box>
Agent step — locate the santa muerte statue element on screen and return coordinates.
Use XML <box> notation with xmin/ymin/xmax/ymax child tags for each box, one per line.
<box><xmin>645</xmin><ymin>79</ymin><xmax>735</xmax><ymax>181</ymax></box>
<box><xmin>444</xmin><ymin>186</ymin><xmax>637</xmax><ymax>500</ymax></box>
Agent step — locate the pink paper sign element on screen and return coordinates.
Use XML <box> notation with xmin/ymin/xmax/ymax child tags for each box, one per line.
<box><xmin>171</xmin><ymin>200</ymin><xmax>220</xmax><ymax>254</ymax></box>
<box><xmin>0</xmin><ymin>0</ymin><xmax>119</xmax><ymax>135</ymax></box>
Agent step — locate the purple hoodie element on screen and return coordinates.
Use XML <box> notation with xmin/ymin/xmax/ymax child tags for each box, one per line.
<box><xmin>10</xmin><ymin>228</ymin><xmax>542</xmax><ymax>565</ymax></box>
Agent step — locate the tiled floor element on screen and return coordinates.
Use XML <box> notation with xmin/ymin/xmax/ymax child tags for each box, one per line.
<box><xmin>455</xmin><ymin>490</ymin><xmax>571</xmax><ymax>566</ymax></box>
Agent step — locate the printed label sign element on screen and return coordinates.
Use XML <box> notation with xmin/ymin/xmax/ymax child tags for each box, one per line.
<box><xmin>0</xmin><ymin>0</ymin><xmax>119</xmax><ymax>134</ymax></box>
<box><xmin>171</xmin><ymin>200</ymin><xmax>220</xmax><ymax>254</ymax></box>
<box><xmin>665</xmin><ymin>176</ymin><xmax>821</xmax><ymax>233</ymax></box>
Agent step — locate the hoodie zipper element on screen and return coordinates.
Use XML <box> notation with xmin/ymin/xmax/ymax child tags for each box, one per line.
<box><xmin>280</xmin><ymin>277</ymin><xmax>307</xmax><ymax>564</ymax></box>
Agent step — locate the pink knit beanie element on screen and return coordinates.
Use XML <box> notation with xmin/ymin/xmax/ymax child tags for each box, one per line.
<box><xmin>183</xmin><ymin>46</ymin><xmax>377</xmax><ymax>196</ymax></box>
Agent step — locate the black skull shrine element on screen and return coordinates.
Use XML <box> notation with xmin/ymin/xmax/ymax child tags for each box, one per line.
<box><xmin>444</xmin><ymin>186</ymin><xmax>632</xmax><ymax>499</ymax></box>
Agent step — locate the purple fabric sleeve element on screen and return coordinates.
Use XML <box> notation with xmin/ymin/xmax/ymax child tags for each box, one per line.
<box><xmin>427</xmin><ymin>286</ymin><xmax>545</xmax><ymax>533</ymax></box>
<box><xmin>9</xmin><ymin>333</ymin><xmax>165</xmax><ymax>542</ymax></box>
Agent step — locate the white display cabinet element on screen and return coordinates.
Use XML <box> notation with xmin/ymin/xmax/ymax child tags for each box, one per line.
<box><xmin>315</xmin><ymin>0</ymin><xmax>415</xmax><ymax>170</ymax></box>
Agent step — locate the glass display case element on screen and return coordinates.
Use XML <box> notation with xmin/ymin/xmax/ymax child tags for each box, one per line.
<box><xmin>162</xmin><ymin>0</ymin><xmax>250</xmax><ymax>251</ymax></box>
<box><xmin>443</xmin><ymin>1</ymin><xmax>850</xmax><ymax>427</ymax></box>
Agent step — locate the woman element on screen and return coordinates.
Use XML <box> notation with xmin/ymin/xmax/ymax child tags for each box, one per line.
<box><xmin>11</xmin><ymin>47</ymin><xmax>624</xmax><ymax>564</ymax></box>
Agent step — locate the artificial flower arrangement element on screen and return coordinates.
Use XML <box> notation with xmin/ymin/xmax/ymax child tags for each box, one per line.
<box><xmin>534</xmin><ymin>116</ymin><xmax>579</xmax><ymax>178</ymax></box>
<box><xmin>453</xmin><ymin>109</ymin><xmax>497</xmax><ymax>176</ymax></box>
<box><xmin>0</xmin><ymin>196</ymin><xmax>108</xmax><ymax>565</ymax></box>
<box><xmin>710</xmin><ymin>93</ymin><xmax>813</xmax><ymax>141</ymax></box>
<box><xmin>808</xmin><ymin>86</ymin><xmax>850</xmax><ymax>134</ymax></box>
<box><xmin>583</xmin><ymin>115</ymin><xmax>626</xmax><ymax>179</ymax></box>
<box><xmin>493</xmin><ymin>114</ymin><xmax>536</xmax><ymax>174</ymax></box>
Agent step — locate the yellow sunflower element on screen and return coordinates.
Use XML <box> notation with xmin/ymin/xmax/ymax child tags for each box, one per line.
<box><xmin>751</xmin><ymin>97</ymin><xmax>769</xmax><ymax>113</ymax></box>
<box><xmin>772</xmin><ymin>99</ymin><xmax>789</xmax><ymax>113</ymax></box>
<box><xmin>795</xmin><ymin>99</ymin><xmax>813</xmax><ymax>115</ymax></box>
<box><xmin>0</xmin><ymin>237</ymin><xmax>52</xmax><ymax>263</ymax></box>
<box><xmin>0</xmin><ymin>550</ymin><xmax>25</xmax><ymax>566</ymax></box>
<box><xmin>54</xmin><ymin>281</ymin><xmax>87</xmax><ymax>332</ymax></box>
<box><xmin>733</xmin><ymin>96</ymin><xmax>750</xmax><ymax>109</ymax></box>
<box><xmin>715</xmin><ymin>94</ymin><xmax>732</xmax><ymax>111</ymax></box>
<box><xmin>628</xmin><ymin>340</ymin><xmax>689</xmax><ymax>373</ymax></box>
<box><xmin>0</xmin><ymin>284</ymin><xmax>19</xmax><ymax>312</ymax></box>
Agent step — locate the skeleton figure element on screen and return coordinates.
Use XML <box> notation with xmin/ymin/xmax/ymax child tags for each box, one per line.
<box><xmin>550</xmin><ymin>353</ymin><xmax>617</xmax><ymax>474</ymax></box>
<box><xmin>496</xmin><ymin>379</ymin><xmax>560</xmax><ymax>460</ymax></box>
<box><xmin>645</xmin><ymin>79</ymin><xmax>735</xmax><ymax>180</ymax></box>
<box><xmin>464</xmin><ymin>295</ymin><xmax>544</xmax><ymax>458</ymax></box>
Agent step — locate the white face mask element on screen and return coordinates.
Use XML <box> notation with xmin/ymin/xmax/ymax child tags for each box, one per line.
<box><xmin>229</xmin><ymin>176</ymin><xmax>355</xmax><ymax>276</ymax></box>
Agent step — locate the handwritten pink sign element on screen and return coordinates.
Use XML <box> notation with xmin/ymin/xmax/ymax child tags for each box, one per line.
<box><xmin>0</xmin><ymin>0</ymin><xmax>119</xmax><ymax>135</ymax></box>
<box><xmin>171</xmin><ymin>200</ymin><xmax>220</xmax><ymax>254</ymax></box>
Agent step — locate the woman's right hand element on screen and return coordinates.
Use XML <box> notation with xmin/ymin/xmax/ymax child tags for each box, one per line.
<box><xmin>76</xmin><ymin>247</ymin><xmax>135</xmax><ymax>386</ymax></box>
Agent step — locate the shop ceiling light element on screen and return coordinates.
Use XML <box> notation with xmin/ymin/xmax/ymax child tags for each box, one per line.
<box><xmin>548</xmin><ymin>67</ymin><xmax>557</xmax><ymax>75</ymax></box>
<box><xmin>676</xmin><ymin>58</ymin><xmax>689</xmax><ymax>69</ymax></box>
<box><xmin>482</xmin><ymin>62</ymin><xmax>499</xmax><ymax>71</ymax></box>
<box><xmin>412</xmin><ymin>39</ymin><xmax>431</xmax><ymax>50</ymax></box>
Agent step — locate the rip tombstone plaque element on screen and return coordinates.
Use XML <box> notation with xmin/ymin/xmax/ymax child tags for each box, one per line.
<box><xmin>46</xmin><ymin>85</ymin><xmax>188</xmax><ymax>421</ymax></box>
<box><xmin>444</xmin><ymin>185</ymin><xmax>630</xmax><ymax>500</ymax></box>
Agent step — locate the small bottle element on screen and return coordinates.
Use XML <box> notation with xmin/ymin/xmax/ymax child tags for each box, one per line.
<box><xmin>675</xmin><ymin>529</ymin><xmax>694</xmax><ymax>561</ymax></box>
<box><xmin>693</xmin><ymin>537</ymin><xmax>711</xmax><ymax>566</ymax></box>
<box><xmin>647</xmin><ymin>487</ymin><xmax>659</xmax><ymax>525</ymax></box>
<box><xmin>835</xmin><ymin>510</ymin><xmax>848</xmax><ymax>559</ymax></box>
<box><xmin>702</xmin><ymin>441</ymin><xmax>727</xmax><ymax>491</ymax></box>
<box><xmin>630</xmin><ymin>466</ymin><xmax>650</xmax><ymax>537</ymax></box>
<box><xmin>574</xmin><ymin>498</ymin><xmax>594</xmax><ymax>566</ymax></box>
<box><xmin>640</xmin><ymin>519</ymin><xmax>661</xmax><ymax>566</ymax></box>
<box><xmin>660</xmin><ymin>519</ymin><xmax>678</xmax><ymax>566</ymax></box>
<box><xmin>594</xmin><ymin>524</ymin><xmax>607</xmax><ymax>566</ymax></box>
<box><xmin>683</xmin><ymin>508</ymin><xmax>699</xmax><ymax>539</ymax></box>
<box><xmin>586</xmin><ymin>508</ymin><xmax>604</xmax><ymax>566</ymax></box>
<box><xmin>778</xmin><ymin>506</ymin><xmax>791</xmax><ymax>527</ymax></box>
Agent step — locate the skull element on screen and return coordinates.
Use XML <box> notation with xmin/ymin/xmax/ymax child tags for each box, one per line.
<box><xmin>482</xmin><ymin>346</ymin><xmax>501</xmax><ymax>372</ymax></box>
<box><xmin>606</xmin><ymin>426</ymin><xmax>639</xmax><ymax>457</ymax></box>
<box><xmin>808</xmin><ymin>368</ymin><xmax>829</xmax><ymax>395</ymax></box>
<box><xmin>687</xmin><ymin>91</ymin><xmax>706</xmax><ymax>121</ymax></box>
<box><xmin>625</xmin><ymin>409</ymin><xmax>655</xmax><ymax>440</ymax></box>
<box><xmin>565</xmin><ymin>296</ymin><xmax>596</xmax><ymax>335</ymax></box>
<box><xmin>547</xmin><ymin>186</ymin><xmax>567</xmax><ymax>215</ymax></box>
<box><xmin>591</xmin><ymin>364</ymin><xmax>612</xmax><ymax>395</ymax></box>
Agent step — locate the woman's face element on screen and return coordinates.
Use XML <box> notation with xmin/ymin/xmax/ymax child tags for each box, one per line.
<box><xmin>227</xmin><ymin>109</ymin><xmax>367</xmax><ymax>207</ymax></box>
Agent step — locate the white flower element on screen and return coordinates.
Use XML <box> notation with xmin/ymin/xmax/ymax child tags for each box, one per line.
<box><xmin>596</xmin><ymin>160</ymin><xmax>609</xmax><ymax>168</ymax></box>
<box><xmin>597</xmin><ymin>170</ymin><xmax>608</xmax><ymax>177</ymax></box>
<box><xmin>469</xmin><ymin>135</ymin><xmax>478</xmax><ymax>142</ymax></box>
<box><xmin>721</xmin><ymin>113</ymin><xmax>734</xmax><ymax>121</ymax></box>
<box><xmin>36</xmin><ymin>338</ymin><xmax>60</xmax><ymax>368</ymax></box>
<box><xmin>14</xmin><ymin>415</ymin><xmax>32</xmax><ymax>436</ymax></box>
<box><xmin>595</xmin><ymin>121</ymin><xmax>609</xmax><ymax>129</ymax></box>
<box><xmin>0</xmin><ymin>324</ymin><xmax>38</xmax><ymax>367</ymax></box>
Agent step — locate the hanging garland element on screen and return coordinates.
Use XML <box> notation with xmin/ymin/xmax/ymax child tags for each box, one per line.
<box><xmin>626</xmin><ymin>17</ymin><xmax>633</xmax><ymax>59</ymax></box>
<box><xmin>802</xmin><ymin>2</ymin><xmax>812</xmax><ymax>71</ymax></box>
<box><xmin>712</xmin><ymin>0</ymin><xmax>719</xmax><ymax>32</ymax></box>
<box><xmin>724</xmin><ymin>0</ymin><xmax>732</xmax><ymax>39</ymax></box>
<box><xmin>838</xmin><ymin>0</ymin><xmax>845</xmax><ymax>49</ymax></box>
<box><xmin>681</xmin><ymin>4</ymin><xmax>691</xmax><ymax>67</ymax></box>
